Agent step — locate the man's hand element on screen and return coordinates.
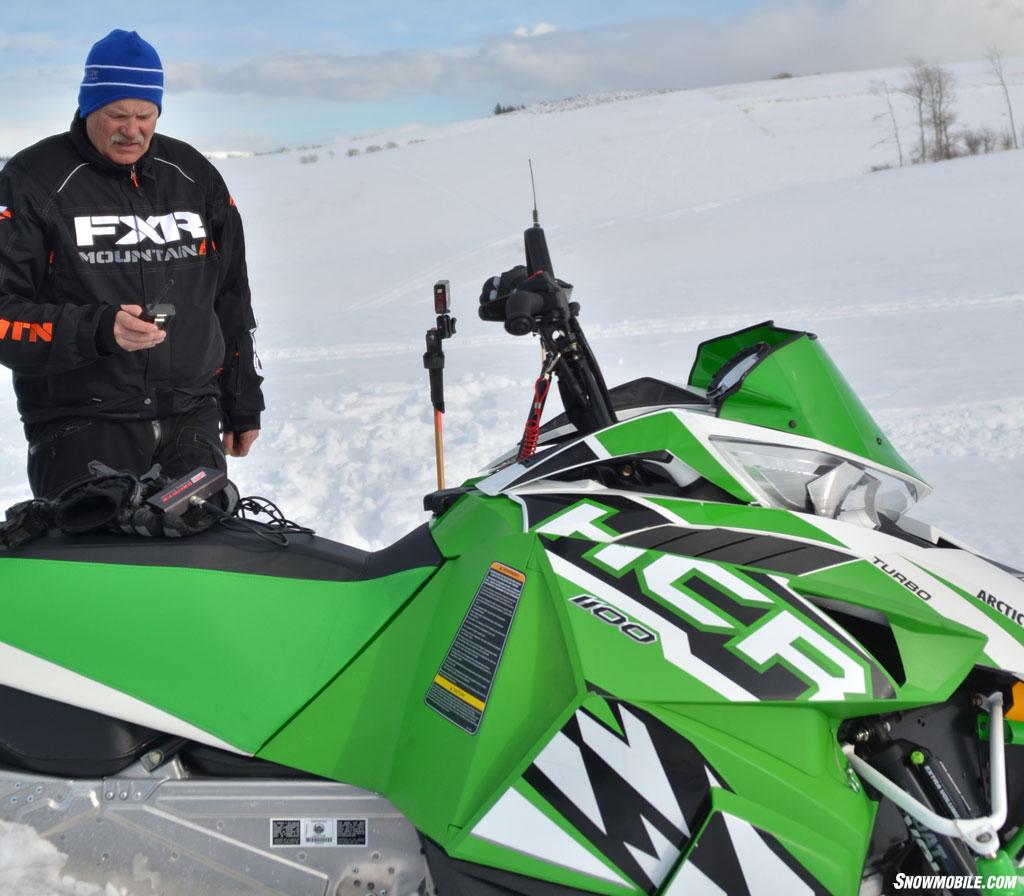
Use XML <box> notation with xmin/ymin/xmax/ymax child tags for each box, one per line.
<box><xmin>114</xmin><ymin>305</ymin><xmax>166</xmax><ymax>351</ymax></box>
<box><xmin>223</xmin><ymin>429</ymin><xmax>260</xmax><ymax>457</ymax></box>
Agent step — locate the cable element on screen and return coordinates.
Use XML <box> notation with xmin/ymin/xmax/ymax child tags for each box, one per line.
<box><xmin>194</xmin><ymin>494</ymin><xmax>315</xmax><ymax>547</ymax></box>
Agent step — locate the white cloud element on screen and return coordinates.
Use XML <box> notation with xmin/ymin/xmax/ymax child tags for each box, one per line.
<box><xmin>513</xmin><ymin>22</ymin><xmax>559</xmax><ymax>38</ymax></box>
<box><xmin>82</xmin><ymin>1</ymin><xmax>1024</xmax><ymax>104</ymax></box>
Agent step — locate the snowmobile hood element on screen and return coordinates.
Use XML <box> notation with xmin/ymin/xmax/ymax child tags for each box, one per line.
<box><xmin>690</xmin><ymin>322</ymin><xmax>924</xmax><ymax>483</ymax></box>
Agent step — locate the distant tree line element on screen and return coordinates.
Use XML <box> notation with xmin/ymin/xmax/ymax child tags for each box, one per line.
<box><xmin>871</xmin><ymin>48</ymin><xmax>1020</xmax><ymax>169</ymax></box>
<box><xmin>493</xmin><ymin>103</ymin><xmax>525</xmax><ymax>115</ymax></box>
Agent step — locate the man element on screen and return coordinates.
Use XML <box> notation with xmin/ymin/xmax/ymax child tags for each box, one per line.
<box><xmin>0</xmin><ymin>29</ymin><xmax>263</xmax><ymax>498</ymax></box>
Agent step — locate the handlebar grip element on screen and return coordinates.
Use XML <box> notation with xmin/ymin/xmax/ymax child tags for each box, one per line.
<box><xmin>479</xmin><ymin>298</ymin><xmax>506</xmax><ymax>322</ymax></box>
<box><xmin>505</xmin><ymin>289</ymin><xmax>545</xmax><ymax>336</ymax></box>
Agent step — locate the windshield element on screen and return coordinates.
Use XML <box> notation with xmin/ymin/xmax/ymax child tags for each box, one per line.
<box><xmin>689</xmin><ymin>323</ymin><xmax>924</xmax><ymax>483</ymax></box>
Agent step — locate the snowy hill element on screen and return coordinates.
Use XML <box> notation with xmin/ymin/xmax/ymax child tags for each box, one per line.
<box><xmin>2</xmin><ymin>56</ymin><xmax>1024</xmax><ymax>892</ymax></box>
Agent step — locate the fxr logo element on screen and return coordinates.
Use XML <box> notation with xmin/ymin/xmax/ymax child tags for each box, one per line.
<box><xmin>74</xmin><ymin>212</ymin><xmax>206</xmax><ymax>247</ymax></box>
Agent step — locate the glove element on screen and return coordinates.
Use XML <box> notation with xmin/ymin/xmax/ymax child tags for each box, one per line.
<box><xmin>54</xmin><ymin>472</ymin><xmax>142</xmax><ymax>534</ymax></box>
<box><xmin>479</xmin><ymin>265</ymin><xmax>529</xmax><ymax>321</ymax></box>
<box><xmin>0</xmin><ymin>499</ymin><xmax>54</xmax><ymax>549</ymax></box>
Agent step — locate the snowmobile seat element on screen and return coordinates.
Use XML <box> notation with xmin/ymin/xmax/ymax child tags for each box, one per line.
<box><xmin>0</xmin><ymin>686</ymin><xmax>325</xmax><ymax>779</ymax></box>
<box><xmin>1</xmin><ymin>520</ymin><xmax>443</xmax><ymax>583</ymax></box>
<box><xmin>0</xmin><ymin>683</ymin><xmax>164</xmax><ymax>777</ymax></box>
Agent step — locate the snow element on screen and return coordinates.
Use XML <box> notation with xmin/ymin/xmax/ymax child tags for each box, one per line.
<box><xmin>0</xmin><ymin>820</ymin><xmax>126</xmax><ymax>895</ymax></box>
<box><xmin>1</xmin><ymin>58</ymin><xmax>1023</xmax><ymax>890</ymax></box>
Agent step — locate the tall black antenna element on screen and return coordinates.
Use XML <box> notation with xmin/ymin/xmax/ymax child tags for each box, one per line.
<box><xmin>529</xmin><ymin>158</ymin><xmax>540</xmax><ymax>226</ymax></box>
<box><xmin>524</xmin><ymin>160</ymin><xmax>553</xmax><ymax>276</ymax></box>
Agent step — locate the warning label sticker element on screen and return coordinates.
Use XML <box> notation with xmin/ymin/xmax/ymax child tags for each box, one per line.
<box><xmin>426</xmin><ymin>562</ymin><xmax>525</xmax><ymax>734</ymax></box>
<box><xmin>270</xmin><ymin>818</ymin><xmax>368</xmax><ymax>847</ymax></box>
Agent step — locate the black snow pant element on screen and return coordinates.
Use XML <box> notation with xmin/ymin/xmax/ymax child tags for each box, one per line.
<box><xmin>24</xmin><ymin>398</ymin><xmax>227</xmax><ymax>499</ymax></box>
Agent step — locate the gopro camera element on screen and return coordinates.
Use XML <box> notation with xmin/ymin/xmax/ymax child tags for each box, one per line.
<box><xmin>433</xmin><ymin>280</ymin><xmax>451</xmax><ymax>315</ymax></box>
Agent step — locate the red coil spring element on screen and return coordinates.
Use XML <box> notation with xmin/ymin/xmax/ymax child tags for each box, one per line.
<box><xmin>517</xmin><ymin>375</ymin><xmax>553</xmax><ymax>462</ymax></box>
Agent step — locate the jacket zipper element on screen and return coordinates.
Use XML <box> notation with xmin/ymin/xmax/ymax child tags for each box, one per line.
<box><xmin>126</xmin><ymin>164</ymin><xmax>153</xmax><ymax>410</ymax></box>
<box><xmin>125</xmin><ymin>164</ymin><xmax>148</xmax><ymax>306</ymax></box>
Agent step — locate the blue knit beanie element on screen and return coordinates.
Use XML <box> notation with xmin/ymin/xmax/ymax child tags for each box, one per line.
<box><xmin>78</xmin><ymin>30</ymin><xmax>163</xmax><ymax>118</ymax></box>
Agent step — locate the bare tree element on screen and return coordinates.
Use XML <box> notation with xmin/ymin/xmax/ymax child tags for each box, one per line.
<box><xmin>987</xmin><ymin>46</ymin><xmax>1019</xmax><ymax>150</ymax></box>
<box><xmin>871</xmin><ymin>80</ymin><xmax>905</xmax><ymax>166</ymax></box>
<box><xmin>924</xmin><ymin>63</ymin><xmax>957</xmax><ymax>160</ymax></box>
<box><xmin>962</xmin><ymin>129</ymin><xmax>983</xmax><ymax>155</ymax></box>
<box><xmin>900</xmin><ymin>58</ymin><xmax>929</xmax><ymax>163</ymax></box>
<box><xmin>961</xmin><ymin>125</ymin><xmax>998</xmax><ymax>155</ymax></box>
<box><xmin>901</xmin><ymin>58</ymin><xmax>957</xmax><ymax>162</ymax></box>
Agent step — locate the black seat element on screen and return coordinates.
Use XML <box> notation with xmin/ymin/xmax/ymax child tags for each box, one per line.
<box><xmin>2</xmin><ymin>521</ymin><xmax>443</xmax><ymax>583</ymax></box>
<box><xmin>0</xmin><ymin>683</ymin><xmax>163</xmax><ymax>776</ymax></box>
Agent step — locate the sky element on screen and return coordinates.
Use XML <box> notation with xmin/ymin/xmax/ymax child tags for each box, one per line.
<box><xmin>3</xmin><ymin>0</ymin><xmax>1024</xmax><ymax>154</ymax></box>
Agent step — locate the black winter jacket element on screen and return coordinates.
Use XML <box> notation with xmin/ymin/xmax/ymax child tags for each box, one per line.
<box><xmin>0</xmin><ymin>116</ymin><xmax>264</xmax><ymax>428</ymax></box>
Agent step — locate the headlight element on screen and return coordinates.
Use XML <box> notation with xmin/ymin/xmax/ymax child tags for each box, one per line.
<box><xmin>711</xmin><ymin>438</ymin><xmax>919</xmax><ymax>525</ymax></box>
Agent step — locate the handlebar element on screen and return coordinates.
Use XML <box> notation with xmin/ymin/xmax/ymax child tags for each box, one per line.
<box><xmin>476</xmin><ymin>211</ymin><xmax>617</xmax><ymax>437</ymax></box>
<box><xmin>478</xmin><ymin>266</ymin><xmax>616</xmax><ymax>436</ymax></box>
<box><xmin>478</xmin><ymin>270</ymin><xmax>573</xmax><ymax>336</ymax></box>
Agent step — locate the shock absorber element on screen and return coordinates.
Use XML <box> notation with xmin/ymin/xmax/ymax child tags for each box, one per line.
<box><xmin>844</xmin><ymin>692</ymin><xmax>1017</xmax><ymax>895</ymax></box>
<box><xmin>867</xmin><ymin>738</ymin><xmax>982</xmax><ymax>881</ymax></box>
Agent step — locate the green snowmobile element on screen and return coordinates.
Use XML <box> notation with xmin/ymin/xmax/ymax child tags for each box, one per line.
<box><xmin>1</xmin><ymin>222</ymin><xmax>1022</xmax><ymax>896</ymax></box>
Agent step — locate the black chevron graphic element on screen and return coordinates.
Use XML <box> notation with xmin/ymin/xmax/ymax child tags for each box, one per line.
<box><xmin>523</xmin><ymin>701</ymin><xmax>716</xmax><ymax>893</ymax></box>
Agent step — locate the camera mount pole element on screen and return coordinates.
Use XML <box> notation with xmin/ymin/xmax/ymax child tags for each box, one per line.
<box><xmin>424</xmin><ymin>280</ymin><xmax>456</xmax><ymax>489</ymax></box>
